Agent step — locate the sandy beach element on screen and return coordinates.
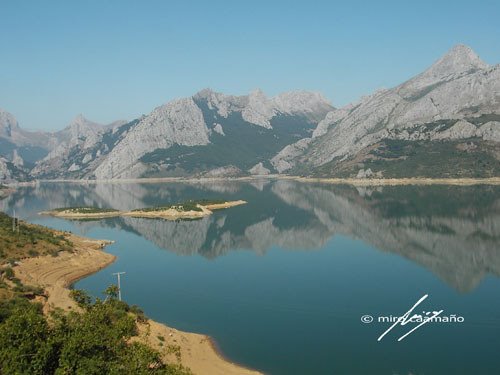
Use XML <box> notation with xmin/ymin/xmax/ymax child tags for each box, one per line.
<box><xmin>13</xmin><ymin>230</ymin><xmax>262</xmax><ymax>375</ymax></box>
<box><xmin>14</xmin><ymin>232</ymin><xmax>115</xmax><ymax>312</ymax></box>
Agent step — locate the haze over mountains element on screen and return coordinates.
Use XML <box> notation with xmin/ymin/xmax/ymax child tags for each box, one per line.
<box><xmin>1</xmin><ymin>45</ymin><xmax>499</xmax><ymax>182</ymax></box>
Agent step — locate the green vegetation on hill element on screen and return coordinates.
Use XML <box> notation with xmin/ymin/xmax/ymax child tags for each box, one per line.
<box><xmin>311</xmin><ymin>138</ymin><xmax>500</xmax><ymax>178</ymax></box>
<box><xmin>0</xmin><ymin>212</ymin><xmax>191</xmax><ymax>374</ymax></box>
<box><xmin>0</xmin><ymin>212</ymin><xmax>73</xmax><ymax>262</ymax></box>
<box><xmin>0</xmin><ymin>287</ymin><xmax>191</xmax><ymax>375</ymax></box>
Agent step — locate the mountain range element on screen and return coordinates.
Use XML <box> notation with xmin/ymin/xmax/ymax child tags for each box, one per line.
<box><xmin>1</xmin><ymin>44</ymin><xmax>498</xmax><ymax>182</ymax></box>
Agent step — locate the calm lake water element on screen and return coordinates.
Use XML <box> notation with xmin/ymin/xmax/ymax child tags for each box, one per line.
<box><xmin>2</xmin><ymin>180</ymin><xmax>500</xmax><ymax>375</ymax></box>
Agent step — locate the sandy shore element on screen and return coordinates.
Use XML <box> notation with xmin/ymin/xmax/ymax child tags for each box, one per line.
<box><xmin>13</xmin><ymin>230</ymin><xmax>262</xmax><ymax>375</ymax></box>
<box><xmin>137</xmin><ymin>320</ymin><xmax>261</xmax><ymax>375</ymax></box>
<box><xmin>40</xmin><ymin>200</ymin><xmax>248</xmax><ymax>220</ymax></box>
<box><xmin>201</xmin><ymin>200</ymin><xmax>247</xmax><ymax>210</ymax></box>
<box><xmin>14</xmin><ymin>233</ymin><xmax>116</xmax><ymax>312</ymax></box>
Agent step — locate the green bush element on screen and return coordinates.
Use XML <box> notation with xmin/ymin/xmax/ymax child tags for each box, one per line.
<box><xmin>0</xmin><ymin>287</ymin><xmax>193</xmax><ymax>374</ymax></box>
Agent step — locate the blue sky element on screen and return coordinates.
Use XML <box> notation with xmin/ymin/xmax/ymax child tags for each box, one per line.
<box><xmin>1</xmin><ymin>0</ymin><xmax>499</xmax><ymax>131</ymax></box>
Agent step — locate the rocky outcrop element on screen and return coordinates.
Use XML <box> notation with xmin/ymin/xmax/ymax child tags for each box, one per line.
<box><xmin>201</xmin><ymin>166</ymin><xmax>242</xmax><ymax>178</ymax></box>
<box><xmin>477</xmin><ymin>121</ymin><xmax>500</xmax><ymax>142</ymax></box>
<box><xmin>194</xmin><ymin>88</ymin><xmax>333</xmax><ymax>129</ymax></box>
<box><xmin>248</xmin><ymin>162</ymin><xmax>271</xmax><ymax>175</ymax></box>
<box><xmin>271</xmin><ymin>138</ymin><xmax>312</xmax><ymax>173</ymax></box>
<box><xmin>88</xmin><ymin>89</ymin><xmax>332</xmax><ymax>179</ymax></box>
<box><xmin>0</xmin><ymin>157</ymin><xmax>29</xmax><ymax>182</ymax></box>
<box><xmin>93</xmin><ymin>98</ymin><xmax>210</xmax><ymax>179</ymax></box>
<box><xmin>272</xmin><ymin>45</ymin><xmax>500</xmax><ymax>174</ymax></box>
<box><xmin>31</xmin><ymin>115</ymin><xmax>115</xmax><ymax>178</ymax></box>
<box><xmin>0</xmin><ymin>109</ymin><xmax>59</xmax><ymax>172</ymax></box>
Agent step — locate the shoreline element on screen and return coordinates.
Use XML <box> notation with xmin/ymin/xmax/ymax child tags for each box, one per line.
<box><xmin>206</xmin><ymin>336</ymin><xmax>265</xmax><ymax>375</ymax></box>
<box><xmin>288</xmin><ymin>176</ymin><xmax>500</xmax><ymax>186</ymax></box>
<box><xmin>13</xmin><ymin>228</ymin><xmax>262</xmax><ymax>375</ymax></box>
<box><xmin>7</xmin><ymin>175</ymin><xmax>500</xmax><ymax>187</ymax></box>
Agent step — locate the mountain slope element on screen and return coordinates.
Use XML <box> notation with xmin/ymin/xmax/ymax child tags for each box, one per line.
<box><xmin>31</xmin><ymin>115</ymin><xmax>129</xmax><ymax>179</ymax></box>
<box><xmin>272</xmin><ymin>45</ymin><xmax>500</xmax><ymax>177</ymax></box>
<box><xmin>0</xmin><ymin>109</ymin><xmax>58</xmax><ymax>169</ymax></box>
<box><xmin>66</xmin><ymin>89</ymin><xmax>333</xmax><ymax>179</ymax></box>
<box><xmin>20</xmin><ymin>89</ymin><xmax>331</xmax><ymax>180</ymax></box>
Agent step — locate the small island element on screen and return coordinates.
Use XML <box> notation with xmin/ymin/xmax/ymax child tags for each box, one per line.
<box><xmin>40</xmin><ymin>199</ymin><xmax>247</xmax><ymax>220</ymax></box>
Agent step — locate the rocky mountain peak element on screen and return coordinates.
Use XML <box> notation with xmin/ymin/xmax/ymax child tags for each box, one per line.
<box><xmin>272</xmin><ymin>91</ymin><xmax>334</xmax><ymax>120</ymax></box>
<box><xmin>399</xmin><ymin>45</ymin><xmax>489</xmax><ymax>97</ymax></box>
<box><xmin>428</xmin><ymin>44</ymin><xmax>488</xmax><ymax>75</ymax></box>
<box><xmin>68</xmin><ymin>114</ymin><xmax>100</xmax><ymax>129</ymax></box>
<box><xmin>62</xmin><ymin>114</ymin><xmax>102</xmax><ymax>140</ymax></box>
<box><xmin>248</xmin><ymin>88</ymin><xmax>267</xmax><ymax>99</ymax></box>
<box><xmin>193</xmin><ymin>88</ymin><xmax>216</xmax><ymax>99</ymax></box>
<box><xmin>0</xmin><ymin>109</ymin><xmax>19</xmax><ymax>138</ymax></box>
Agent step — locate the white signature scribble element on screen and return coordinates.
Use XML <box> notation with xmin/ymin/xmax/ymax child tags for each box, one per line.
<box><xmin>377</xmin><ymin>294</ymin><xmax>443</xmax><ymax>341</ymax></box>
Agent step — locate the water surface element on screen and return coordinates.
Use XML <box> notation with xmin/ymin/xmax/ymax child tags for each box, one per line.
<box><xmin>3</xmin><ymin>180</ymin><xmax>500</xmax><ymax>375</ymax></box>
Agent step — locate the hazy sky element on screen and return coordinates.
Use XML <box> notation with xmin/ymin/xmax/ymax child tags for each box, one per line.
<box><xmin>1</xmin><ymin>0</ymin><xmax>499</xmax><ymax>131</ymax></box>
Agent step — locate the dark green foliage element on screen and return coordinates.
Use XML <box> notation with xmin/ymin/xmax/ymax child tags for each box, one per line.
<box><xmin>0</xmin><ymin>303</ymin><xmax>56</xmax><ymax>374</ymax></box>
<box><xmin>133</xmin><ymin>200</ymin><xmax>208</xmax><ymax>213</ymax></box>
<box><xmin>133</xmin><ymin>199</ymin><xmax>227</xmax><ymax>213</ymax></box>
<box><xmin>0</xmin><ymin>296</ymin><xmax>39</xmax><ymax>323</ymax></box>
<box><xmin>0</xmin><ymin>288</ymin><xmax>192</xmax><ymax>375</ymax></box>
<box><xmin>1</xmin><ymin>267</ymin><xmax>14</xmax><ymax>280</ymax></box>
<box><xmin>465</xmin><ymin>113</ymin><xmax>500</xmax><ymax>125</ymax></box>
<box><xmin>312</xmin><ymin>138</ymin><xmax>500</xmax><ymax>178</ymax></box>
<box><xmin>365</xmin><ymin>139</ymin><xmax>500</xmax><ymax>178</ymax></box>
<box><xmin>129</xmin><ymin>304</ymin><xmax>148</xmax><ymax>323</ymax></box>
<box><xmin>104</xmin><ymin>284</ymin><xmax>120</xmax><ymax>299</ymax></box>
<box><xmin>69</xmin><ymin>289</ymin><xmax>92</xmax><ymax>308</ymax></box>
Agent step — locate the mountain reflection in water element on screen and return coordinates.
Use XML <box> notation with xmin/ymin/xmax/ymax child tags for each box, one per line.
<box><xmin>3</xmin><ymin>180</ymin><xmax>500</xmax><ymax>293</ymax></box>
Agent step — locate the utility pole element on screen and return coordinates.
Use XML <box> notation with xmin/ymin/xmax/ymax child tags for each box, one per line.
<box><xmin>112</xmin><ymin>272</ymin><xmax>126</xmax><ymax>301</ymax></box>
